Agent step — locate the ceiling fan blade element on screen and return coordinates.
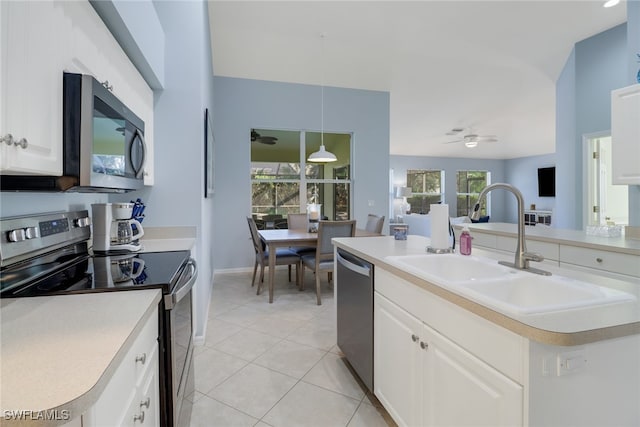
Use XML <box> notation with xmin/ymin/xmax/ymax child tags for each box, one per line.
<box><xmin>443</xmin><ymin>139</ymin><xmax>464</xmax><ymax>144</ymax></box>
<box><xmin>258</xmin><ymin>138</ymin><xmax>277</xmax><ymax>145</ymax></box>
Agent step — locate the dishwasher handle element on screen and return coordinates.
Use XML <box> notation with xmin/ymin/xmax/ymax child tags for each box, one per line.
<box><xmin>337</xmin><ymin>251</ymin><xmax>371</xmax><ymax>277</ymax></box>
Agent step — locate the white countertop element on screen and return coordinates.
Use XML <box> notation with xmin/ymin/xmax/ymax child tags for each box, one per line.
<box><xmin>333</xmin><ymin>235</ymin><xmax>640</xmax><ymax>345</ymax></box>
<box><xmin>455</xmin><ymin>222</ymin><xmax>640</xmax><ymax>255</ymax></box>
<box><xmin>138</xmin><ymin>226</ymin><xmax>196</xmax><ymax>253</ymax></box>
<box><xmin>0</xmin><ymin>289</ymin><xmax>161</xmax><ymax>426</ymax></box>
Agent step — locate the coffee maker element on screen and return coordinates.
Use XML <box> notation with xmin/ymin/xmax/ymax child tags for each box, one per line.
<box><xmin>92</xmin><ymin>203</ymin><xmax>145</xmax><ymax>253</ymax></box>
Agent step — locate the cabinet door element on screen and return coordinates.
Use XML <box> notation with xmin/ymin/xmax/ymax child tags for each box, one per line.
<box><xmin>422</xmin><ymin>323</ymin><xmax>523</xmax><ymax>427</ymax></box>
<box><xmin>374</xmin><ymin>292</ymin><xmax>422</xmax><ymax>427</ymax></box>
<box><xmin>611</xmin><ymin>84</ymin><xmax>640</xmax><ymax>185</ymax></box>
<box><xmin>0</xmin><ymin>1</ymin><xmax>64</xmax><ymax>175</ymax></box>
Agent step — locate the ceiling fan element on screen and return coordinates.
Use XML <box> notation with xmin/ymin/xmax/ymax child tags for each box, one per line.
<box><xmin>444</xmin><ymin>128</ymin><xmax>497</xmax><ymax>148</ymax></box>
<box><xmin>251</xmin><ymin>129</ymin><xmax>278</xmax><ymax>145</ymax></box>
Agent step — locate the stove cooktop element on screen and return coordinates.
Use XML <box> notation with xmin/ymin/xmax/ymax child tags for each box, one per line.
<box><xmin>1</xmin><ymin>250</ymin><xmax>191</xmax><ymax>298</ymax></box>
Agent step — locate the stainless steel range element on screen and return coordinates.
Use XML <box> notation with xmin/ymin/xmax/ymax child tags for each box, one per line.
<box><xmin>0</xmin><ymin>210</ymin><xmax>196</xmax><ymax>427</ymax></box>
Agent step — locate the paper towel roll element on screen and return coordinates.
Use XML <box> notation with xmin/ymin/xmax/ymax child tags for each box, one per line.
<box><xmin>430</xmin><ymin>204</ymin><xmax>450</xmax><ymax>249</ymax></box>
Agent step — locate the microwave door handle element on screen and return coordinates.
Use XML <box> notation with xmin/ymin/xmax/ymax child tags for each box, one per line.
<box><xmin>131</xmin><ymin>129</ymin><xmax>147</xmax><ymax>179</ymax></box>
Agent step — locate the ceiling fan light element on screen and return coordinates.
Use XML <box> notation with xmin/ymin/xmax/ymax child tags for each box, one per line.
<box><xmin>308</xmin><ymin>144</ymin><xmax>337</xmax><ymax>162</ymax></box>
<box><xmin>464</xmin><ymin>140</ymin><xmax>479</xmax><ymax>148</ymax></box>
<box><xmin>603</xmin><ymin>0</ymin><xmax>620</xmax><ymax>7</ymax></box>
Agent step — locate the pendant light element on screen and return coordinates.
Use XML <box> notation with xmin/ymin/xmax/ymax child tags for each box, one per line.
<box><xmin>308</xmin><ymin>34</ymin><xmax>337</xmax><ymax>163</ymax></box>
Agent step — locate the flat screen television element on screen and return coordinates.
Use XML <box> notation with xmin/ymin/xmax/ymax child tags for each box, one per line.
<box><xmin>537</xmin><ymin>166</ymin><xmax>555</xmax><ymax>197</ymax></box>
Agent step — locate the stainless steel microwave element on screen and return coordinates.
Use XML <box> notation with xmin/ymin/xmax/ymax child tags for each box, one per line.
<box><xmin>1</xmin><ymin>72</ymin><xmax>146</xmax><ymax>192</ymax></box>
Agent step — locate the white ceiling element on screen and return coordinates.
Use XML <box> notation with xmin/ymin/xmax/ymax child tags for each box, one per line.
<box><xmin>209</xmin><ymin>1</ymin><xmax>627</xmax><ymax>159</ymax></box>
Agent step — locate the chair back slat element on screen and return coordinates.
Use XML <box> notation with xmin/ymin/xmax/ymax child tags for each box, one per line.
<box><xmin>287</xmin><ymin>213</ymin><xmax>308</xmax><ymax>230</ymax></box>
<box><xmin>365</xmin><ymin>214</ymin><xmax>385</xmax><ymax>234</ymax></box>
<box><xmin>273</xmin><ymin>218</ymin><xmax>288</xmax><ymax>229</ymax></box>
<box><xmin>316</xmin><ymin>220</ymin><xmax>356</xmax><ymax>256</ymax></box>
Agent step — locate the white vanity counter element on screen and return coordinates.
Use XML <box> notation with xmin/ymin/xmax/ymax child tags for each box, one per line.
<box><xmin>333</xmin><ymin>235</ymin><xmax>640</xmax><ymax>345</ymax></box>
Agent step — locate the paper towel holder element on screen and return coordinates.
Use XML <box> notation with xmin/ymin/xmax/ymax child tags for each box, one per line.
<box><xmin>426</xmin><ymin>219</ymin><xmax>455</xmax><ymax>254</ymax></box>
<box><xmin>426</xmin><ymin>246</ymin><xmax>454</xmax><ymax>254</ymax></box>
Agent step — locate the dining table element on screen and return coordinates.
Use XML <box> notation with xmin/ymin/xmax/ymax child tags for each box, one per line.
<box><xmin>257</xmin><ymin>227</ymin><xmax>379</xmax><ymax>303</ymax></box>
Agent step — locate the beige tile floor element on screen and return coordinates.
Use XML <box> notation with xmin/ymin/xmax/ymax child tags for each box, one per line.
<box><xmin>185</xmin><ymin>268</ymin><xmax>395</xmax><ymax>427</ymax></box>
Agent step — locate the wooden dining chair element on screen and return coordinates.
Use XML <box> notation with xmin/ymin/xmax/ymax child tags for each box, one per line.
<box><xmin>287</xmin><ymin>213</ymin><xmax>315</xmax><ymax>256</ymax></box>
<box><xmin>365</xmin><ymin>214</ymin><xmax>385</xmax><ymax>234</ymax></box>
<box><xmin>300</xmin><ymin>220</ymin><xmax>356</xmax><ymax>305</ymax></box>
<box><xmin>273</xmin><ymin>218</ymin><xmax>288</xmax><ymax>229</ymax></box>
<box><xmin>246</xmin><ymin>217</ymin><xmax>300</xmax><ymax>294</ymax></box>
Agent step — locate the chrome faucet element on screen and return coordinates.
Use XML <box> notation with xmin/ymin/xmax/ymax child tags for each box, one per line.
<box><xmin>471</xmin><ymin>183</ymin><xmax>551</xmax><ymax>276</ymax></box>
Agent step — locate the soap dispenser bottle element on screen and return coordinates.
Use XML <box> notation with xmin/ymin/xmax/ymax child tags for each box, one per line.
<box><xmin>460</xmin><ymin>226</ymin><xmax>472</xmax><ymax>256</ymax></box>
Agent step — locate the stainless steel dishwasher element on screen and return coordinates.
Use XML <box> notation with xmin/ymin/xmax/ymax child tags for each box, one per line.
<box><xmin>336</xmin><ymin>248</ymin><xmax>374</xmax><ymax>392</ymax></box>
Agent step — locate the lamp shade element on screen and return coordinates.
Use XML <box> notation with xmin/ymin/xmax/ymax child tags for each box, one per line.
<box><xmin>307</xmin><ymin>145</ymin><xmax>337</xmax><ymax>162</ymax></box>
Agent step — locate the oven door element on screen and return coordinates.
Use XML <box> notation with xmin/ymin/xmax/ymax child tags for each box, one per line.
<box><xmin>165</xmin><ymin>258</ymin><xmax>197</xmax><ymax>427</ymax></box>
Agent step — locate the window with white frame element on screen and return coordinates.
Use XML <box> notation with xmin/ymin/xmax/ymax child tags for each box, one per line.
<box><xmin>251</xmin><ymin>130</ymin><xmax>352</xmax><ymax>221</ymax></box>
<box><xmin>456</xmin><ymin>170</ymin><xmax>490</xmax><ymax>217</ymax></box>
<box><xmin>406</xmin><ymin>169</ymin><xmax>444</xmax><ymax>214</ymax></box>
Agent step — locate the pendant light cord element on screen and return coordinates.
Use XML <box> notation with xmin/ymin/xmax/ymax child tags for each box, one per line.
<box><xmin>321</xmin><ymin>33</ymin><xmax>325</xmax><ymax>148</ymax></box>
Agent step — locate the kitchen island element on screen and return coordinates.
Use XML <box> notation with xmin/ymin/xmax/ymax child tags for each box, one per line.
<box><xmin>0</xmin><ymin>289</ymin><xmax>161</xmax><ymax>426</ymax></box>
<box><xmin>333</xmin><ymin>235</ymin><xmax>640</xmax><ymax>426</ymax></box>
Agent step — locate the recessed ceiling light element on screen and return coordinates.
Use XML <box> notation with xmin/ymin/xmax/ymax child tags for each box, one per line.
<box><xmin>603</xmin><ymin>0</ymin><xmax>620</xmax><ymax>8</ymax></box>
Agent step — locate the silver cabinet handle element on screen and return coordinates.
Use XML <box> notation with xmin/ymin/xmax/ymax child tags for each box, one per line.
<box><xmin>596</xmin><ymin>257</ymin><xmax>603</xmax><ymax>263</ymax></box>
<box><xmin>135</xmin><ymin>353</ymin><xmax>146</xmax><ymax>364</ymax></box>
<box><xmin>140</xmin><ymin>397</ymin><xmax>150</xmax><ymax>409</ymax></box>
<box><xmin>14</xmin><ymin>138</ymin><xmax>27</xmax><ymax>149</ymax></box>
<box><xmin>420</xmin><ymin>341</ymin><xmax>428</xmax><ymax>350</ymax></box>
<box><xmin>133</xmin><ymin>411</ymin><xmax>145</xmax><ymax>423</ymax></box>
<box><xmin>411</xmin><ymin>334</ymin><xmax>419</xmax><ymax>342</ymax></box>
<box><xmin>1</xmin><ymin>134</ymin><xmax>13</xmax><ymax>145</ymax></box>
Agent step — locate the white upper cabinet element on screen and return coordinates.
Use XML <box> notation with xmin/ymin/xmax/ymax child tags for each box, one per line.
<box><xmin>1</xmin><ymin>1</ymin><xmax>154</xmax><ymax>184</ymax></box>
<box><xmin>0</xmin><ymin>1</ymin><xmax>67</xmax><ymax>175</ymax></box>
<box><xmin>611</xmin><ymin>83</ymin><xmax>640</xmax><ymax>185</ymax></box>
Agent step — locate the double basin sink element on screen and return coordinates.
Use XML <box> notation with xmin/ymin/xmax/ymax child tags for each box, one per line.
<box><xmin>384</xmin><ymin>254</ymin><xmax>636</xmax><ymax>315</ymax></box>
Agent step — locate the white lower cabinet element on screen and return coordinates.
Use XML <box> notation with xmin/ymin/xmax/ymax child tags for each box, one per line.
<box><xmin>375</xmin><ymin>292</ymin><xmax>523</xmax><ymax>427</ymax></box>
<box><xmin>82</xmin><ymin>307</ymin><xmax>159</xmax><ymax>427</ymax></box>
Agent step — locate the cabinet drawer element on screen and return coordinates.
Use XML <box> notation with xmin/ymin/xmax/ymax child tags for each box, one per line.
<box><xmin>496</xmin><ymin>236</ymin><xmax>559</xmax><ymax>261</ymax></box>
<box><xmin>89</xmin><ymin>308</ymin><xmax>158</xmax><ymax>425</ymax></box>
<box><xmin>471</xmin><ymin>232</ymin><xmax>497</xmax><ymax>249</ymax></box>
<box><xmin>559</xmin><ymin>245</ymin><xmax>640</xmax><ymax>278</ymax></box>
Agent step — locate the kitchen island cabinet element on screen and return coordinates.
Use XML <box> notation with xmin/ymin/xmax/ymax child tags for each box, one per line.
<box><xmin>333</xmin><ymin>235</ymin><xmax>640</xmax><ymax>427</ymax></box>
<box><xmin>0</xmin><ymin>289</ymin><xmax>161</xmax><ymax>426</ymax></box>
<box><xmin>453</xmin><ymin>222</ymin><xmax>640</xmax><ymax>279</ymax></box>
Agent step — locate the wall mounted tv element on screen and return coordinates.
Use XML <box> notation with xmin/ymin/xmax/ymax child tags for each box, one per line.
<box><xmin>537</xmin><ymin>166</ymin><xmax>555</xmax><ymax>197</ymax></box>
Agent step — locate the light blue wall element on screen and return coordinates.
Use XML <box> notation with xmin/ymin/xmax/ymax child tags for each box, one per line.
<box><xmin>504</xmin><ymin>153</ymin><xmax>556</xmax><ymax>223</ymax></box>
<box><xmin>555</xmin><ymin>49</ymin><xmax>576</xmax><ymax>229</ymax></box>
<box><xmin>627</xmin><ymin>0</ymin><xmax>640</xmax><ymax>226</ymax></box>
<box><xmin>213</xmin><ymin>76</ymin><xmax>390</xmax><ymax>270</ymax></box>
<box><xmin>110</xmin><ymin>0</ymin><xmax>214</xmax><ymax>338</ymax></box>
<box><xmin>555</xmin><ymin>24</ymin><xmax>627</xmax><ymax>230</ymax></box>
<box><xmin>390</xmin><ymin>155</ymin><xmax>508</xmax><ymax>222</ymax></box>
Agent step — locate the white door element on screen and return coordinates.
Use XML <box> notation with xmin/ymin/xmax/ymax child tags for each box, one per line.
<box><xmin>374</xmin><ymin>293</ymin><xmax>423</xmax><ymax>427</ymax></box>
<box><xmin>422</xmin><ymin>323</ymin><xmax>523</xmax><ymax>427</ymax></box>
<box><xmin>586</xmin><ymin>135</ymin><xmax>629</xmax><ymax>226</ymax></box>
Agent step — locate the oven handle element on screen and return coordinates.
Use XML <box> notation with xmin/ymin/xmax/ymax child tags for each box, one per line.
<box><xmin>164</xmin><ymin>258</ymin><xmax>197</xmax><ymax>310</ymax></box>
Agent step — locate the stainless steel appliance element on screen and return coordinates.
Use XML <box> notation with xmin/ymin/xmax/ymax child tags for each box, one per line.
<box><xmin>336</xmin><ymin>248</ymin><xmax>374</xmax><ymax>392</ymax></box>
<box><xmin>0</xmin><ymin>210</ymin><xmax>195</xmax><ymax>427</ymax></box>
<box><xmin>92</xmin><ymin>203</ymin><xmax>144</xmax><ymax>253</ymax></box>
<box><xmin>1</xmin><ymin>72</ymin><xmax>146</xmax><ymax>192</ymax></box>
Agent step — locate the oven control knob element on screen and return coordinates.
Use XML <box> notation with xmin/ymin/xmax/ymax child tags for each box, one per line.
<box><xmin>24</xmin><ymin>226</ymin><xmax>39</xmax><ymax>239</ymax></box>
<box><xmin>75</xmin><ymin>217</ymin><xmax>91</xmax><ymax>228</ymax></box>
<box><xmin>8</xmin><ymin>229</ymin><xmax>26</xmax><ymax>242</ymax></box>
